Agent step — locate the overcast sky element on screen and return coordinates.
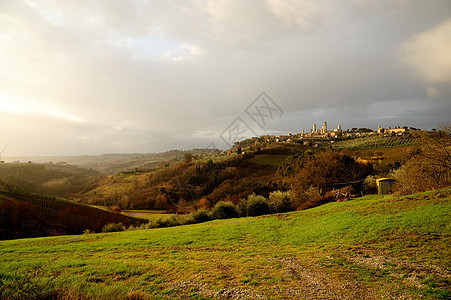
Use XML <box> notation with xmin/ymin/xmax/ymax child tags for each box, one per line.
<box><xmin>1</xmin><ymin>0</ymin><xmax>450</xmax><ymax>156</ymax></box>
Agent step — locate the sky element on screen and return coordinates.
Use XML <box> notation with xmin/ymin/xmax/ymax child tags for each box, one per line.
<box><xmin>0</xmin><ymin>0</ymin><xmax>450</xmax><ymax>156</ymax></box>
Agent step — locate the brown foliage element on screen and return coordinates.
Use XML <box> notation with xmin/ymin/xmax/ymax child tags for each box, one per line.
<box><xmin>184</xmin><ymin>153</ymin><xmax>193</xmax><ymax>163</ymax></box>
<box><xmin>293</xmin><ymin>150</ymin><xmax>370</xmax><ymax>196</ymax></box>
<box><xmin>196</xmin><ymin>198</ymin><xmax>211</xmax><ymax>209</ymax></box>
<box><xmin>394</xmin><ymin>125</ymin><xmax>451</xmax><ymax>194</ymax></box>
<box><xmin>109</xmin><ymin>206</ymin><xmax>122</xmax><ymax>213</ymax></box>
<box><xmin>222</xmin><ymin>194</ymin><xmax>241</xmax><ymax>205</ymax></box>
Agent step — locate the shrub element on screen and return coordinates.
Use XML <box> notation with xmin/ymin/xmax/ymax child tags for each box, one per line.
<box><xmin>240</xmin><ymin>194</ymin><xmax>270</xmax><ymax>217</ymax></box>
<box><xmin>363</xmin><ymin>175</ymin><xmax>378</xmax><ymax>194</ymax></box>
<box><xmin>196</xmin><ymin>198</ymin><xmax>211</xmax><ymax>209</ymax></box>
<box><xmin>292</xmin><ymin>186</ymin><xmax>324</xmax><ymax>210</ymax></box>
<box><xmin>148</xmin><ymin>215</ymin><xmax>182</xmax><ymax>228</ymax></box>
<box><xmin>109</xmin><ymin>206</ymin><xmax>122</xmax><ymax>214</ymax></box>
<box><xmin>188</xmin><ymin>209</ymin><xmax>211</xmax><ymax>224</ymax></box>
<box><xmin>102</xmin><ymin>222</ymin><xmax>125</xmax><ymax>233</ymax></box>
<box><xmin>211</xmin><ymin>201</ymin><xmax>238</xmax><ymax>219</ymax></box>
<box><xmin>268</xmin><ymin>191</ymin><xmax>293</xmax><ymax>213</ymax></box>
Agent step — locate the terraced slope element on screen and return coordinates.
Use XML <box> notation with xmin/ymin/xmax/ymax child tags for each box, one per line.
<box><xmin>332</xmin><ymin>135</ymin><xmax>418</xmax><ymax>150</ymax></box>
<box><xmin>0</xmin><ymin>191</ymin><xmax>147</xmax><ymax>239</ymax></box>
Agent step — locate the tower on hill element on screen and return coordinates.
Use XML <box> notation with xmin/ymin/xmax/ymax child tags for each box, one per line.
<box><xmin>321</xmin><ymin>121</ymin><xmax>327</xmax><ymax>134</ymax></box>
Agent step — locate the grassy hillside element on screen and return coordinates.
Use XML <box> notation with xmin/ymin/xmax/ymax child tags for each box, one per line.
<box><xmin>76</xmin><ymin>141</ymin><xmax>417</xmax><ymax>212</ymax></box>
<box><xmin>0</xmin><ymin>188</ymin><xmax>449</xmax><ymax>299</ymax></box>
<box><xmin>79</xmin><ymin>152</ymin><xmax>291</xmax><ymax>210</ymax></box>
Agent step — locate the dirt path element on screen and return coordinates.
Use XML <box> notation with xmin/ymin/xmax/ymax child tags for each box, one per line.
<box><xmin>166</xmin><ymin>248</ymin><xmax>445</xmax><ymax>299</ymax></box>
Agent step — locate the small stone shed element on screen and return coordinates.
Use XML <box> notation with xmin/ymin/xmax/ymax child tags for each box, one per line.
<box><xmin>376</xmin><ymin>178</ymin><xmax>395</xmax><ymax>195</ymax></box>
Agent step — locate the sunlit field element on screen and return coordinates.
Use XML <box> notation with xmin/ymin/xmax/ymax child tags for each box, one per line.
<box><xmin>1</xmin><ymin>188</ymin><xmax>449</xmax><ymax>299</ymax></box>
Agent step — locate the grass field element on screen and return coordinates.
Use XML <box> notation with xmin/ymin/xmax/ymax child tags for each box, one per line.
<box><xmin>123</xmin><ymin>209</ymin><xmax>169</xmax><ymax>220</ymax></box>
<box><xmin>0</xmin><ymin>188</ymin><xmax>449</xmax><ymax>299</ymax></box>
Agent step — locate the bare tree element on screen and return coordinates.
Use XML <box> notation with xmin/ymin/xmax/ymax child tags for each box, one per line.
<box><xmin>394</xmin><ymin>123</ymin><xmax>451</xmax><ymax>194</ymax></box>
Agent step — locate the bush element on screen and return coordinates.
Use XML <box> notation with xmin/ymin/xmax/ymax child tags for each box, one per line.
<box><xmin>109</xmin><ymin>206</ymin><xmax>122</xmax><ymax>214</ymax></box>
<box><xmin>363</xmin><ymin>175</ymin><xmax>378</xmax><ymax>194</ymax></box>
<box><xmin>188</xmin><ymin>209</ymin><xmax>211</xmax><ymax>224</ymax></box>
<box><xmin>196</xmin><ymin>198</ymin><xmax>211</xmax><ymax>209</ymax></box>
<box><xmin>268</xmin><ymin>191</ymin><xmax>293</xmax><ymax>213</ymax></box>
<box><xmin>148</xmin><ymin>215</ymin><xmax>182</xmax><ymax>228</ymax></box>
<box><xmin>211</xmin><ymin>201</ymin><xmax>238</xmax><ymax>219</ymax></box>
<box><xmin>102</xmin><ymin>222</ymin><xmax>125</xmax><ymax>233</ymax></box>
<box><xmin>240</xmin><ymin>194</ymin><xmax>270</xmax><ymax>217</ymax></box>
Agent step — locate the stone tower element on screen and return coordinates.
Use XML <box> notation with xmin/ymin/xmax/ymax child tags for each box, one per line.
<box><xmin>321</xmin><ymin>121</ymin><xmax>327</xmax><ymax>134</ymax></box>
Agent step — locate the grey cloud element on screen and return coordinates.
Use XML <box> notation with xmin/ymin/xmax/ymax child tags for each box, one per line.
<box><xmin>0</xmin><ymin>0</ymin><xmax>450</xmax><ymax>155</ymax></box>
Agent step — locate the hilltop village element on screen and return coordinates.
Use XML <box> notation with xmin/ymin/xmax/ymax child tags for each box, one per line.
<box><xmin>236</xmin><ymin>122</ymin><xmax>421</xmax><ymax>149</ymax></box>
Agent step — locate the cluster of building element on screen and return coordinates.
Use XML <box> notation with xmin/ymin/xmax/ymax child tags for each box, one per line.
<box><xmin>237</xmin><ymin>121</ymin><xmax>415</xmax><ymax>149</ymax></box>
<box><xmin>301</xmin><ymin>121</ymin><xmax>343</xmax><ymax>138</ymax></box>
<box><xmin>298</xmin><ymin>122</ymin><xmax>410</xmax><ymax>139</ymax></box>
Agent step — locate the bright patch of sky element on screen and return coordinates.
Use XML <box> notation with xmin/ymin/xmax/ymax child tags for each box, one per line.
<box><xmin>106</xmin><ymin>36</ymin><xmax>186</xmax><ymax>60</ymax></box>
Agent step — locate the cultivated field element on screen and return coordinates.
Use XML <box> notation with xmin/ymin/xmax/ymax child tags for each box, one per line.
<box><xmin>0</xmin><ymin>188</ymin><xmax>449</xmax><ymax>299</ymax></box>
<box><xmin>332</xmin><ymin>135</ymin><xmax>418</xmax><ymax>151</ymax></box>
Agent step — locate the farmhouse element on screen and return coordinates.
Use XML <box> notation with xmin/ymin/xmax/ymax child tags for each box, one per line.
<box><xmin>377</xmin><ymin>126</ymin><xmax>406</xmax><ymax>135</ymax></box>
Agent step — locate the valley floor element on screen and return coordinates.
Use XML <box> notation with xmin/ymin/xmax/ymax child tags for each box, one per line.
<box><xmin>0</xmin><ymin>189</ymin><xmax>450</xmax><ymax>299</ymax></box>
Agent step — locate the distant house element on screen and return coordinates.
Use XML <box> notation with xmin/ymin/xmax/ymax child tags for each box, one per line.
<box><xmin>377</xmin><ymin>126</ymin><xmax>406</xmax><ymax>135</ymax></box>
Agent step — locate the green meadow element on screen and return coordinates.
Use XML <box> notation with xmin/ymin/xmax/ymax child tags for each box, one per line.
<box><xmin>123</xmin><ymin>209</ymin><xmax>169</xmax><ymax>220</ymax></box>
<box><xmin>0</xmin><ymin>189</ymin><xmax>449</xmax><ymax>299</ymax></box>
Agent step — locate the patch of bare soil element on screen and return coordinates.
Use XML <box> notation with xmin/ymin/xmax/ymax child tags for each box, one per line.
<box><xmin>169</xmin><ymin>252</ymin><xmax>422</xmax><ymax>300</ymax></box>
<box><xmin>267</xmin><ymin>256</ymin><xmax>389</xmax><ymax>300</ymax></box>
<box><xmin>347</xmin><ymin>248</ymin><xmax>450</xmax><ymax>291</ymax></box>
<box><xmin>167</xmin><ymin>242</ymin><xmax>451</xmax><ymax>300</ymax></box>
<box><xmin>169</xmin><ymin>280</ymin><xmax>268</xmax><ymax>299</ymax></box>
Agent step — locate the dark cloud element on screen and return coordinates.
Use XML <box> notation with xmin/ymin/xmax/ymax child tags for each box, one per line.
<box><xmin>0</xmin><ymin>0</ymin><xmax>450</xmax><ymax>156</ymax></box>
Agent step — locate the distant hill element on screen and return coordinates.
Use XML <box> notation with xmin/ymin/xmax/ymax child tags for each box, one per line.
<box><xmin>77</xmin><ymin>140</ymin><xmax>417</xmax><ymax>211</ymax></box>
<box><xmin>78</xmin><ymin>150</ymin><xmax>296</xmax><ymax>211</ymax></box>
<box><xmin>3</xmin><ymin>149</ymin><xmax>219</xmax><ymax>174</ymax></box>
<box><xmin>0</xmin><ymin>162</ymin><xmax>99</xmax><ymax>197</ymax></box>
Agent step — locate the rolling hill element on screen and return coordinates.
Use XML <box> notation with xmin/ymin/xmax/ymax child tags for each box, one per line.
<box><xmin>4</xmin><ymin>149</ymin><xmax>219</xmax><ymax>174</ymax></box>
<box><xmin>77</xmin><ymin>151</ymin><xmax>293</xmax><ymax>211</ymax></box>
<box><xmin>0</xmin><ymin>188</ymin><xmax>449</xmax><ymax>299</ymax></box>
<box><xmin>0</xmin><ymin>190</ymin><xmax>147</xmax><ymax>239</ymax></box>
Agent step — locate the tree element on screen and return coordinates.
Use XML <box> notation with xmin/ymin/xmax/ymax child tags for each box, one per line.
<box><xmin>394</xmin><ymin>124</ymin><xmax>451</xmax><ymax>194</ymax></box>
<box><xmin>418</xmin><ymin>124</ymin><xmax>451</xmax><ymax>179</ymax></box>
<box><xmin>196</xmin><ymin>198</ymin><xmax>211</xmax><ymax>209</ymax></box>
<box><xmin>184</xmin><ymin>153</ymin><xmax>193</xmax><ymax>163</ymax></box>
<box><xmin>294</xmin><ymin>151</ymin><xmax>370</xmax><ymax>196</ymax></box>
